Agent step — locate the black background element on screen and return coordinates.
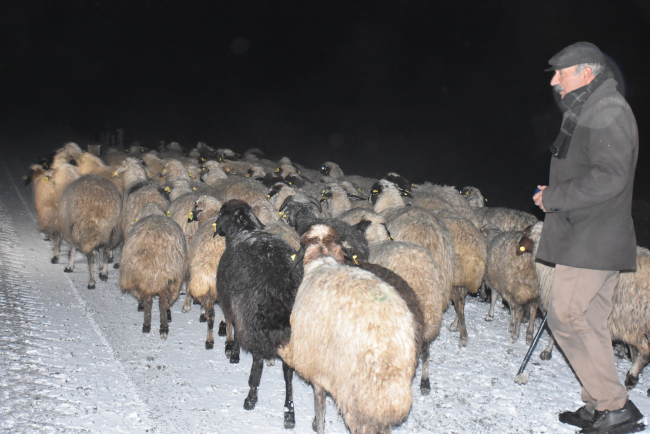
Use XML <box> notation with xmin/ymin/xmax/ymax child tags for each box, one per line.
<box><xmin>2</xmin><ymin>0</ymin><xmax>649</xmax><ymax>223</ymax></box>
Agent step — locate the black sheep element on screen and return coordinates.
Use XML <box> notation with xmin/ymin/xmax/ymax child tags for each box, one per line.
<box><xmin>215</xmin><ymin>199</ymin><xmax>302</xmax><ymax>429</ymax></box>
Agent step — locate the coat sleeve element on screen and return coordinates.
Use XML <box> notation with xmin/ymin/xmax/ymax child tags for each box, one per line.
<box><xmin>542</xmin><ymin>102</ymin><xmax>637</xmax><ymax>212</ymax></box>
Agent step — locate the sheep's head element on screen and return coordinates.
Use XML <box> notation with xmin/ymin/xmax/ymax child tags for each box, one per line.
<box><xmin>460</xmin><ymin>186</ymin><xmax>487</xmax><ymax>208</ymax></box>
<box><xmin>214</xmin><ymin>199</ymin><xmax>264</xmax><ymax>238</ymax></box>
<box><xmin>278</xmin><ymin>194</ymin><xmax>321</xmax><ymax>228</ymax></box>
<box><xmin>353</xmin><ymin>214</ymin><xmax>392</xmax><ymax>244</ymax></box>
<box><xmin>370</xmin><ymin>180</ymin><xmax>411</xmax><ymax>206</ymax></box>
<box><xmin>190</xmin><ymin>196</ymin><xmax>222</xmax><ymax>224</ymax></box>
<box><xmin>300</xmin><ymin>224</ymin><xmax>346</xmax><ymax>267</ymax></box>
<box><xmin>382</xmin><ymin>172</ymin><xmax>413</xmax><ymax>192</ymax></box>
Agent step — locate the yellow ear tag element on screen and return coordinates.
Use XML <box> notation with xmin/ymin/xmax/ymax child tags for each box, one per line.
<box><xmin>289</xmin><ymin>182</ymin><xmax>292</xmax><ymax>185</ymax></box>
<box><xmin>279</xmin><ymin>211</ymin><xmax>284</xmax><ymax>216</ymax></box>
<box><xmin>113</xmin><ymin>171</ymin><xmax>118</xmax><ymax>176</ymax></box>
<box><xmin>226</xmin><ymin>168</ymin><xmax>230</xmax><ymax>172</ymax></box>
<box><xmin>291</xmin><ymin>254</ymin><xmax>296</xmax><ymax>261</ymax></box>
<box><xmin>165</xmin><ymin>187</ymin><xmax>171</xmax><ymax>193</ymax></box>
<box><xmin>322</xmin><ymin>190</ymin><xmax>325</xmax><ymax>194</ymax></box>
<box><xmin>200</xmin><ymin>157</ymin><xmax>206</xmax><ymax>162</ymax></box>
<box><xmin>188</xmin><ymin>171</ymin><xmax>193</xmax><ymax>176</ymax></box>
<box><xmin>389</xmin><ymin>234</ymin><xmax>394</xmax><ymax>240</ymax></box>
<box><xmin>352</xmin><ymin>255</ymin><xmax>359</xmax><ymax>266</ymax></box>
<box><xmin>485</xmin><ymin>199</ymin><xmax>488</xmax><ymax>202</ymax></box>
<box><xmin>163</xmin><ymin>169</ymin><xmax>167</xmax><ymax>173</ymax></box>
<box><xmin>166</xmin><ymin>211</ymin><xmax>171</xmax><ymax>217</ymax></box>
<box><xmin>44</xmin><ymin>176</ymin><xmax>49</xmax><ymax>182</ymax></box>
<box><xmin>147</xmin><ymin>173</ymin><xmax>152</xmax><ymax>180</ymax></box>
<box><xmin>189</xmin><ymin>212</ymin><xmax>194</xmax><ymax>220</ymax></box>
<box><xmin>212</xmin><ymin>222</ymin><xmax>217</xmax><ymax>232</ymax></box>
<box><xmin>125</xmin><ymin>149</ymin><xmax>129</xmax><ymax>153</ymax></box>
<box><xmin>218</xmin><ymin>157</ymin><xmax>223</xmax><ymax>162</ymax></box>
<box><xmin>519</xmin><ymin>246</ymin><xmax>525</xmax><ymax>252</ymax></box>
<box><xmin>358</xmin><ymin>188</ymin><xmax>362</xmax><ymax>192</ymax></box>
<box><xmin>134</xmin><ymin>217</ymin><xmax>138</xmax><ymax>223</ymax></box>
<box><xmin>297</xmin><ymin>171</ymin><xmax>301</xmax><ymax>174</ymax></box>
<box><xmin>372</xmin><ymin>190</ymin><xmax>378</xmax><ymax>194</ymax></box>
<box><xmin>403</xmin><ymin>193</ymin><xmax>408</xmax><ymax>196</ymax></box>
<box><xmin>22</xmin><ymin>176</ymin><xmax>27</xmax><ymax>180</ymax></box>
<box><xmin>246</xmin><ymin>174</ymin><xmax>251</xmax><ymax>177</ymax></box>
<box><xmin>275</xmin><ymin>168</ymin><xmax>280</xmax><ymax>173</ymax></box>
<box><xmin>266</xmin><ymin>195</ymin><xmax>270</xmax><ymax>200</ymax></box>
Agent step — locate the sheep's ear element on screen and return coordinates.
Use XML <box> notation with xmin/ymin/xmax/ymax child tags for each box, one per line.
<box><xmin>287</xmin><ymin>245</ymin><xmax>306</xmax><ymax>275</ymax></box>
<box><xmin>352</xmin><ymin>219</ymin><xmax>373</xmax><ymax>233</ymax></box>
<box><xmin>308</xmin><ymin>196</ymin><xmax>322</xmax><ymax>213</ymax></box>
<box><xmin>69</xmin><ymin>158</ymin><xmax>77</xmax><ymax>166</ymax></box>
<box><xmin>348</xmin><ymin>193</ymin><xmax>367</xmax><ymax>201</ymax></box>
<box><xmin>523</xmin><ymin>225</ymin><xmax>534</xmax><ymax>237</ymax></box>
<box><xmin>516</xmin><ymin>235</ymin><xmax>534</xmax><ymax>256</ymax></box>
<box><xmin>24</xmin><ymin>167</ymin><xmax>37</xmax><ymax>186</ymax></box>
<box><xmin>279</xmin><ymin>195</ymin><xmax>294</xmax><ymax>212</ymax></box>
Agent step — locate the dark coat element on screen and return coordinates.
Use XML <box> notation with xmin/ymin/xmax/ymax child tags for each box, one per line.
<box><xmin>536</xmin><ymin>77</ymin><xmax>638</xmax><ymax>271</ymax></box>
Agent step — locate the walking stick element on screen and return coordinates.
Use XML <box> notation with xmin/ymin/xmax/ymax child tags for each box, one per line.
<box><xmin>514</xmin><ymin>313</ymin><xmax>548</xmax><ymax>384</ymax></box>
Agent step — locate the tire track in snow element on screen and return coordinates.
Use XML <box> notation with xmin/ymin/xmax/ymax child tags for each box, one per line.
<box><xmin>1</xmin><ymin>161</ymin><xmax>166</xmax><ymax>433</ymax></box>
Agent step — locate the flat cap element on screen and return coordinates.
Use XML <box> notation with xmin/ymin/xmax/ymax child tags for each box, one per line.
<box><xmin>545</xmin><ymin>42</ymin><xmax>605</xmax><ymax>71</ymax></box>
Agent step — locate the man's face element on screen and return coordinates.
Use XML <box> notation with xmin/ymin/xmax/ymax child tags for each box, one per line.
<box><xmin>550</xmin><ymin>65</ymin><xmax>589</xmax><ymax>99</ymax></box>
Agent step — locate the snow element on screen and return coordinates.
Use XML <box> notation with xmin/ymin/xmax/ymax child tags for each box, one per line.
<box><xmin>1</xmin><ymin>155</ymin><xmax>649</xmax><ymax>434</ymax></box>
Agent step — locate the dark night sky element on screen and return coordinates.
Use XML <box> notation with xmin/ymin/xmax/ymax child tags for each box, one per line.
<box><xmin>2</xmin><ymin>0</ymin><xmax>650</xmax><ymax>216</ymax></box>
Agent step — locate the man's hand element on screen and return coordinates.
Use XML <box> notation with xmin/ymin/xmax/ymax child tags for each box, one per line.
<box><xmin>533</xmin><ymin>185</ymin><xmax>547</xmax><ymax>212</ymax></box>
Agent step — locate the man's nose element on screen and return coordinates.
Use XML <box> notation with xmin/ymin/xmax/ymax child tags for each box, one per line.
<box><xmin>550</xmin><ymin>72</ymin><xmax>560</xmax><ymax>86</ymax></box>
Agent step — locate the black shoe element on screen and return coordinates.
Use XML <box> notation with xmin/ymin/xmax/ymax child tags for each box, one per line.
<box><xmin>580</xmin><ymin>400</ymin><xmax>645</xmax><ymax>434</ymax></box>
<box><xmin>559</xmin><ymin>405</ymin><xmax>595</xmax><ymax>428</ymax></box>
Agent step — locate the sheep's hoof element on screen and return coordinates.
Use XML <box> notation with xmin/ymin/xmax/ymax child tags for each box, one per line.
<box><xmin>160</xmin><ymin>325</ymin><xmax>169</xmax><ymax>341</ymax></box>
<box><xmin>64</xmin><ymin>267</ymin><xmax>73</xmax><ymax>273</ymax></box>
<box><xmin>485</xmin><ymin>315</ymin><xmax>494</xmax><ymax>322</ymax></box>
<box><xmin>312</xmin><ymin>417</ymin><xmax>318</xmax><ymax>432</ymax></box>
<box><xmin>625</xmin><ymin>372</ymin><xmax>638</xmax><ymax>390</ymax></box>
<box><xmin>137</xmin><ymin>301</ymin><xmax>144</xmax><ymax>312</ymax></box>
<box><xmin>113</xmin><ymin>263</ymin><xmax>120</xmax><ymax>269</ymax></box>
<box><xmin>199</xmin><ymin>313</ymin><xmax>206</xmax><ymax>323</ymax></box>
<box><xmin>420</xmin><ymin>378</ymin><xmax>431</xmax><ymax>395</ymax></box>
<box><xmin>525</xmin><ymin>335</ymin><xmax>534</xmax><ymax>346</ymax></box>
<box><xmin>99</xmin><ymin>273</ymin><xmax>108</xmax><ymax>282</ymax></box>
<box><xmin>225</xmin><ymin>341</ymin><xmax>233</xmax><ymax>357</ymax></box>
<box><xmin>181</xmin><ymin>304</ymin><xmax>191</xmax><ymax>314</ymax></box>
<box><xmin>218</xmin><ymin>321</ymin><xmax>227</xmax><ymax>336</ymax></box>
<box><xmin>44</xmin><ymin>236</ymin><xmax>51</xmax><ymax>241</ymax></box>
<box><xmin>540</xmin><ymin>350</ymin><xmax>553</xmax><ymax>361</ymax></box>
<box><xmin>167</xmin><ymin>309</ymin><xmax>172</xmax><ymax>323</ymax></box>
<box><xmin>142</xmin><ymin>324</ymin><xmax>151</xmax><ymax>333</ymax></box>
<box><xmin>243</xmin><ymin>387</ymin><xmax>258</xmax><ymax>410</ymax></box>
<box><xmin>51</xmin><ymin>257</ymin><xmax>59</xmax><ymax>264</ymax></box>
<box><xmin>459</xmin><ymin>336</ymin><xmax>468</xmax><ymax>347</ymax></box>
<box><xmin>205</xmin><ymin>340</ymin><xmax>214</xmax><ymax>350</ymax></box>
<box><xmin>229</xmin><ymin>353</ymin><xmax>239</xmax><ymax>364</ymax></box>
<box><xmin>647</xmin><ymin>389</ymin><xmax>650</xmax><ymax>397</ymax></box>
<box><xmin>88</xmin><ymin>283</ymin><xmax>96</xmax><ymax>290</ymax></box>
<box><xmin>448</xmin><ymin>318</ymin><xmax>459</xmax><ymax>332</ymax></box>
<box><xmin>266</xmin><ymin>358</ymin><xmax>275</xmax><ymax>367</ymax></box>
<box><xmin>509</xmin><ymin>335</ymin><xmax>518</xmax><ymax>344</ymax></box>
<box><xmin>107</xmin><ymin>256</ymin><xmax>113</xmax><ymax>264</ymax></box>
<box><xmin>284</xmin><ymin>409</ymin><xmax>295</xmax><ymax>429</ymax></box>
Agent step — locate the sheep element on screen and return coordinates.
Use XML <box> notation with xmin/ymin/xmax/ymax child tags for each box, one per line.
<box><xmin>370</xmin><ymin>181</ymin><xmax>456</xmax><ymax>337</ymax></box>
<box><xmin>320</xmin><ymin>161</ymin><xmax>377</xmax><ymax>195</ymax></box>
<box><xmin>215</xmin><ymin>199</ymin><xmax>303</xmax><ymax>428</ymax></box>
<box><xmin>356</xmin><ymin>215</ymin><xmax>449</xmax><ymax>393</ymax></box>
<box><xmin>205</xmin><ymin>175</ymin><xmax>268</xmax><ymax>205</ymax></box>
<box><xmin>413</xmin><ymin>182</ymin><xmax>481</xmax><ymax>229</ymax></box>
<box><xmin>183</xmin><ymin>195</ymin><xmax>226</xmax><ymax>349</ymax></box>
<box><xmin>74</xmin><ymin>151</ymin><xmax>125</xmax><ymax>195</ymax></box>
<box><xmin>277</xmin><ymin>224</ymin><xmax>418</xmax><ymax>434</ymax></box>
<box><xmin>168</xmin><ymin>181</ymin><xmax>200</xmax><ymax>245</ymax></box>
<box><xmin>320</xmin><ymin>184</ymin><xmax>369</xmax><ymax>218</ymax></box>
<box><xmin>57</xmin><ymin>174</ymin><xmax>122</xmax><ymax>289</ymax></box>
<box><xmin>119</xmin><ymin>201</ymin><xmax>187</xmax><ymax>340</ymax></box>
<box><xmin>114</xmin><ymin>158</ymin><xmax>170</xmax><ymax>241</ymax></box>
<box><xmin>432</xmin><ymin>210</ymin><xmax>487</xmax><ymax>346</ymax></box>
<box><xmin>460</xmin><ymin>186</ymin><xmax>538</xmax><ymax>232</ymax></box>
<box><xmin>102</xmin><ymin>146</ymin><xmax>129</xmax><ymax>167</ymax></box>
<box><xmin>483</xmin><ymin>224</ymin><xmax>540</xmax><ymax>344</ymax></box>
<box><xmin>520</xmin><ymin>222</ymin><xmax>650</xmax><ymax>391</ymax></box>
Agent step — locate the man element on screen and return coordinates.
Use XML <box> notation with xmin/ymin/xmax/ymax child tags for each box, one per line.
<box><xmin>533</xmin><ymin>42</ymin><xmax>643</xmax><ymax>434</ymax></box>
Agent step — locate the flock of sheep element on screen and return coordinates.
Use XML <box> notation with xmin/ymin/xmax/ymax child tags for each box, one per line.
<box><xmin>25</xmin><ymin>139</ymin><xmax>650</xmax><ymax>434</ymax></box>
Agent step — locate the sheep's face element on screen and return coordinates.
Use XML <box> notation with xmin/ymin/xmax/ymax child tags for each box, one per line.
<box><xmin>320</xmin><ymin>165</ymin><xmax>331</xmax><ymax>176</ymax></box>
<box><xmin>214</xmin><ymin>200</ymin><xmax>264</xmax><ymax>237</ymax></box>
<box><xmin>301</xmin><ymin>224</ymin><xmax>346</xmax><ymax>266</ymax></box>
<box><xmin>382</xmin><ymin>173</ymin><xmax>412</xmax><ymax>192</ymax></box>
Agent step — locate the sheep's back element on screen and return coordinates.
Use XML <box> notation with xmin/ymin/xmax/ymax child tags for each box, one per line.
<box><xmin>123</xmin><ymin>183</ymin><xmax>169</xmax><ymax>238</ymax></box>
<box><xmin>217</xmin><ymin>233</ymin><xmax>302</xmax><ymax>358</ymax></box>
<box><xmin>58</xmin><ymin>175</ymin><xmax>122</xmax><ymax>254</ymax></box>
<box><xmin>120</xmin><ymin>215</ymin><xmax>187</xmax><ymax>300</ymax></box>
<box><xmin>475</xmin><ymin>207</ymin><xmax>538</xmax><ymax>232</ymax></box>
<box><xmin>187</xmin><ymin>218</ymin><xmax>226</xmax><ymax>299</ymax></box>
<box><xmin>290</xmin><ymin>262</ymin><xmax>416</xmax><ymax>433</ymax></box>
<box><xmin>486</xmin><ymin>231</ymin><xmax>539</xmax><ymax>306</ymax></box>
<box><xmin>370</xmin><ymin>241</ymin><xmax>448</xmax><ymax>342</ymax></box>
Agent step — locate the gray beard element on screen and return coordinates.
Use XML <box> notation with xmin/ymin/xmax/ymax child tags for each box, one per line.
<box><xmin>553</xmin><ymin>84</ymin><xmax>564</xmax><ymax>94</ymax></box>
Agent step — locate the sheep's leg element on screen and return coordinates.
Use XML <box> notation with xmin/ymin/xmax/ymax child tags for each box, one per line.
<box><xmin>625</xmin><ymin>338</ymin><xmax>650</xmax><ymax>390</ymax></box>
<box><xmin>99</xmin><ymin>248</ymin><xmax>109</xmax><ymax>281</ymax></box>
<box><xmin>243</xmin><ymin>355</ymin><xmax>263</xmax><ymax>410</ymax></box>
<box><xmin>228</xmin><ymin>326</ymin><xmax>239</xmax><ymax>363</ymax></box>
<box><xmin>540</xmin><ymin>329</ymin><xmax>555</xmax><ymax>360</ymax></box>
<box><xmin>283</xmin><ymin>361</ymin><xmax>295</xmax><ymax>429</ymax></box>
<box><xmin>451</xmin><ymin>286</ymin><xmax>469</xmax><ymax>346</ymax></box>
<box><xmin>312</xmin><ymin>383</ymin><xmax>326</xmax><ymax>434</ymax></box>
<box><xmin>137</xmin><ymin>297</ymin><xmax>144</xmax><ymax>312</ymax></box>
<box><xmin>159</xmin><ymin>293</ymin><xmax>170</xmax><ymax>340</ymax></box>
<box><xmin>218</xmin><ymin>315</ymin><xmax>228</xmax><ymax>336</ymax></box>
<box><xmin>142</xmin><ymin>295</ymin><xmax>153</xmax><ymax>333</ymax></box>
<box><xmin>86</xmin><ymin>252</ymin><xmax>96</xmax><ymax>289</ymax></box>
<box><xmin>200</xmin><ymin>306</ymin><xmax>207</xmax><ymax>323</ymax></box>
<box><xmin>485</xmin><ymin>287</ymin><xmax>498</xmax><ymax>321</ymax></box>
<box><xmin>64</xmin><ymin>247</ymin><xmax>76</xmax><ymax>273</ymax></box>
<box><xmin>205</xmin><ymin>306</ymin><xmax>215</xmax><ymax>350</ymax></box>
<box><xmin>420</xmin><ymin>341</ymin><xmax>431</xmax><ymax>395</ymax></box>
<box><xmin>478</xmin><ymin>281</ymin><xmax>488</xmax><ymax>303</ymax></box>
<box><xmin>181</xmin><ymin>292</ymin><xmax>193</xmax><ymax>314</ymax></box>
<box><xmin>509</xmin><ymin>305</ymin><xmax>523</xmax><ymax>343</ymax></box>
<box><xmin>449</xmin><ymin>287</ymin><xmax>460</xmax><ymax>331</ymax></box>
<box><xmin>51</xmin><ymin>233</ymin><xmax>62</xmax><ymax>264</ymax></box>
<box><xmin>225</xmin><ymin>321</ymin><xmax>235</xmax><ymax>359</ymax></box>
<box><xmin>525</xmin><ymin>302</ymin><xmax>539</xmax><ymax>345</ymax></box>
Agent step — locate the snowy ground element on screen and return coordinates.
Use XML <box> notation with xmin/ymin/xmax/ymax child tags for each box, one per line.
<box><xmin>1</xmin><ymin>153</ymin><xmax>649</xmax><ymax>434</ymax></box>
